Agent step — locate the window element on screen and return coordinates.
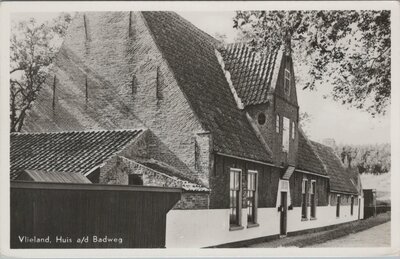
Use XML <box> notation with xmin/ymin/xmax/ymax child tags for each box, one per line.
<box><xmin>351</xmin><ymin>196</ymin><xmax>354</xmax><ymax>216</ymax></box>
<box><xmin>276</xmin><ymin>115</ymin><xmax>280</xmax><ymax>133</ymax></box>
<box><xmin>194</xmin><ymin>139</ymin><xmax>200</xmax><ymax>171</ymax></box>
<box><xmin>310</xmin><ymin>180</ymin><xmax>316</xmax><ymax>218</ymax></box>
<box><xmin>258</xmin><ymin>113</ymin><xmax>266</xmax><ymax>125</ymax></box>
<box><xmin>291</xmin><ymin>121</ymin><xmax>296</xmax><ymax>139</ymax></box>
<box><xmin>282</xmin><ymin>117</ymin><xmax>290</xmax><ymax>152</ymax></box>
<box><xmin>336</xmin><ymin>195</ymin><xmax>341</xmax><ymax>217</ymax></box>
<box><xmin>230</xmin><ymin>169</ymin><xmax>242</xmax><ymax>227</ymax></box>
<box><xmin>284</xmin><ymin>68</ymin><xmax>291</xmax><ymax>96</ymax></box>
<box><xmin>128</xmin><ymin>174</ymin><xmax>143</xmax><ymax>185</ymax></box>
<box><xmin>301</xmin><ymin>178</ymin><xmax>308</xmax><ymax>219</ymax></box>
<box><xmin>247</xmin><ymin>171</ymin><xmax>258</xmax><ymax>224</ymax></box>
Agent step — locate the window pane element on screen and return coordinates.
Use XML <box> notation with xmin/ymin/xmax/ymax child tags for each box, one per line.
<box><xmin>229</xmin><ymin>169</ymin><xmax>242</xmax><ymax>226</ymax></box>
<box><xmin>276</xmin><ymin>115</ymin><xmax>280</xmax><ymax>133</ymax></box>
<box><xmin>282</xmin><ymin>117</ymin><xmax>290</xmax><ymax>152</ymax></box>
<box><xmin>234</xmin><ymin>172</ymin><xmax>240</xmax><ymax>190</ymax></box>
<box><xmin>292</xmin><ymin>121</ymin><xmax>296</xmax><ymax>139</ymax></box>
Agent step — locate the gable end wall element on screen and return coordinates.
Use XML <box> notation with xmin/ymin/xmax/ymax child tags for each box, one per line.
<box><xmin>23</xmin><ymin>12</ymin><xmax>210</xmax><ymax>187</ymax></box>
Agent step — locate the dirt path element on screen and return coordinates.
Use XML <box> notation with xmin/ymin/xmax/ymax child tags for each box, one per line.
<box><xmin>309</xmin><ymin>221</ymin><xmax>390</xmax><ymax>247</ymax></box>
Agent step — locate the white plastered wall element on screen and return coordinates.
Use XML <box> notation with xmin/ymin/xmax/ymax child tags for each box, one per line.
<box><xmin>165</xmin><ymin>195</ymin><xmax>364</xmax><ymax>248</ymax></box>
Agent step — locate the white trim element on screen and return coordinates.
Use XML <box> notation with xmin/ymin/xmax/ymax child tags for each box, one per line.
<box><xmin>269</xmin><ymin>46</ymin><xmax>284</xmax><ymax>92</ymax></box>
<box><xmin>215</xmin><ymin>152</ymin><xmax>278</xmax><ymax>168</ymax></box>
<box><xmin>310</xmin><ymin>179</ymin><xmax>316</xmax><ymax>194</ymax></box>
<box><xmin>229</xmin><ymin>168</ymin><xmax>243</xmax><ymax>228</ymax></box>
<box><xmin>246</xmin><ymin>170</ymin><xmax>258</xmax><ymax>225</ymax></box>
<box><xmin>284</xmin><ymin>68</ymin><xmax>291</xmax><ymax>96</ymax></box>
<box><xmin>295</xmin><ymin>169</ymin><xmax>330</xmax><ymax>178</ymax></box>
<box><xmin>330</xmin><ymin>190</ymin><xmax>359</xmax><ymax>195</ymax></box>
<box><xmin>215</xmin><ymin>49</ymin><xmax>244</xmax><ymax>109</ymax></box>
<box><xmin>276</xmin><ymin>114</ymin><xmax>280</xmax><ymax>133</ymax></box>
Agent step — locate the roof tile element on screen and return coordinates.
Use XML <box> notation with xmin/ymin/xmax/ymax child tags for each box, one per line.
<box><xmin>219</xmin><ymin>43</ymin><xmax>279</xmax><ymax>106</ymax></box>
<box><xmin>10</xmin><ymin>129</ymin><xmax>143</xmax><ymax>180</ymax></box>
<box><xmin>310</xmin><ymin>141</ymin><xmax>358</xmax><ymax>194</ymax></box>
<box><xmin>142</xmin><ymin>12</ymin><xmax>271</xmax><ymax>162</ymax></box>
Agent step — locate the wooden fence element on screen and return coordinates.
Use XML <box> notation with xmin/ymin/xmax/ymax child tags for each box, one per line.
<box><xmin>10</xmin><ymin>181</ymin><xmax>181</xmax><ymax>248</ymax></box>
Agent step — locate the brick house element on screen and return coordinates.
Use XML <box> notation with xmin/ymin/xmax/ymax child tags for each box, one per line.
<box><xmin>11</xmin><ymin>11</ymin><xmax>363</xmax><ymax>248</ymax></box>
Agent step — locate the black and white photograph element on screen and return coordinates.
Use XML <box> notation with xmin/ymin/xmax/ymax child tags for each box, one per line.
<box><xmin>0</xmin><ymin>1</ymin><xmax>399</xmax><ymax>257</ymax></box>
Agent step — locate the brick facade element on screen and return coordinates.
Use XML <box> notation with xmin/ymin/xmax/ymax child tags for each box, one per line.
<box><xmin>99</xmin><ymin>155</ymin><xmax>209</xmax><ymax>209</ymax></box>
<box><xmin>210</xmin><ymin>154</ymin><xmax>281</xmax><ymax>209</ymax></box>
<box><xmin>174</xmin><ymin>192</ymin><xmax>210</xmax><ymax>210</ymax></box>
<box><xmin>246</xmin><ymin>54</ymin><xmax>299</xmax><ymax>167</ymax></box>
<box><xmin>289</xmin><ymin>171</ymin><xmax>330</xmax><ymax>207</ymax></box>
<box><xmin>99</xmin><ymin>156</ymin><xmax>181</xmax><ymax>188</ymax></box>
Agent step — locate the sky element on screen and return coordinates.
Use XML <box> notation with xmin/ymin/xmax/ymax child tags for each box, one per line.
<box><xmin>11</xmin><ymin>12</ymin><xmax>391</xmax><ymax>145</ymax></box>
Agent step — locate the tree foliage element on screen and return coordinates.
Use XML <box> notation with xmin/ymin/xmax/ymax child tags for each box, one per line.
<box><xmin>10</xmin><ymin>13</ymin><xmax>72</xmax><ymax>132</ymax></box>
<box><xmin>234</xmin><ymin>10</ymin><xmax>391</xmax><ymax>116</ymax></box>
<box><xmin>333</xmin><ymin>143</ymin><xmax>391</xmax><ymax>175</ymax></box>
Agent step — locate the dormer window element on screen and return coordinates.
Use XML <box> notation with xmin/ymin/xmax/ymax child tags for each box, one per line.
<box><xmin>258</xmin><ymin>113</ymin><xmax>266</xmax><ymax>125</ymax></box>
<box><xmin>282</xmin><ymin>117</ymin><xmax>290</xmax><ymax>152</ymax></box>
<box><xmin>291</xmin><ymin>121</ymin><xmax>296</xmax><ymax>139</ymax></box>
<box><xmin>284</xmin><ymin>69</ymin><xmax>291</xmax><ymax>96</ymax></box>
<box><xmin>276</xmin><ymin>115</ymin><xmax>280</xmax><ymax>133</ymax></box>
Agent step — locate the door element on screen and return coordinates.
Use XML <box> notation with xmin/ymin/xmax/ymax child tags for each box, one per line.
<box><xmin>358</xmin><ymin>198</ymin><xmax>361</xmax><ymax>219</ymax></box>
<box><xmin>280</xmin><ymin>192</ymin><xmax>287</xmax><ymax>235</ymax></box>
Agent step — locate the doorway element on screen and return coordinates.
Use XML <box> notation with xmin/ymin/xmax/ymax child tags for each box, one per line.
<box><xmin>280</xmin><ymin>191</ymin><xmax>287</xmax><ymax>235</ymax></box>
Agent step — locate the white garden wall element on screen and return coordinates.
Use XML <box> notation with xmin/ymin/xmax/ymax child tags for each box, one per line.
<box><xmin>166</xmin><ymin>207</ymin><xmax>279</xmax><ymax>248</ymax></box>
<box><xmin>166</xmin><ymin>197</ymin><xmax>364</xmax><ymax>248</ymax></box>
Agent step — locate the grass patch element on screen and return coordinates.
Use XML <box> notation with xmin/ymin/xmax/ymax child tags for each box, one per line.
<box><xmin>284</xmin><ymin>212</ymin><xmax>391</xmax><ymax>247</ymax></box>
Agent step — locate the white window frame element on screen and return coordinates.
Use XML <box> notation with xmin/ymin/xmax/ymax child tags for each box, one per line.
<box><xmin>291</xmin><ymin>121</ymin><xmax>296</xmax><ymax>139</ymax></box>
<box><xmin>276</xmin><ymin>114</ymin><xmax>280</xmax><ymax>133</ymax></box>
<box><xmin>229</xmin><ymin>168</ymin><xmax>242</xmax><ymax>228</ymax></box>
<box><xmin>284</xmin><ymin>68</ymin><xmax>291</xmax><ymax>96</ymax></box>
<box><xmin>247</xmin><ymin>170</ymin><xmax>258</xmax><ymax>225</ymax></box>
<box><xmin>282</xmin><ymin>117</ymin><xmax>290</xmax><ymax>152</ymax></box>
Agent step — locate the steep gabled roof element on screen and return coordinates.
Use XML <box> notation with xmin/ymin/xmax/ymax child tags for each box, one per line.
<box><xmin>10</xmin><ymin>129</ymin><xmax>144</xmax><ymax>180</ymax></box>
<box><xmin>218</xmin><ymin>43</ymin><xmax>280</xmax><ymax>106</ymax></box>
<box><xmin>297</xmin><ymin>130</ymin><xmax>327</xmax><ymax>176</ymax></box>
<box><xmin>310</xmin><ymin>141</ymin><xmax>358</xmax><ymax>194</ymax></box>
<box><xmin>142</xmin><ymin>12</ymin><xmax>271</xmax><ymax>162</ymax></box>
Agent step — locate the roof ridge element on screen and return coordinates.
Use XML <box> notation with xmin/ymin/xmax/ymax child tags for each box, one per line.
<box><xmin>14</xmin><ymin>128</ymin><xmax>146</xmax><ymax>136</ymax></box>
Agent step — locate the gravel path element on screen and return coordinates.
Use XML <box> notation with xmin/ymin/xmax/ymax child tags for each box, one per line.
<box><xmin>309</xmin><ymin>222</ymin><xmax>391</xmax><ymax>247</ymax></box>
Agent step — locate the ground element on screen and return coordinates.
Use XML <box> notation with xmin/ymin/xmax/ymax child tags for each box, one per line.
<box><xmin>247</xmin><ymin>212</ymin><xmax>390</xmax><ymax>248</ymax></box>
<box><xmin>310</xmin><ymin>221</ymin><xmax>390</xmax><ymax>247</ymax></box>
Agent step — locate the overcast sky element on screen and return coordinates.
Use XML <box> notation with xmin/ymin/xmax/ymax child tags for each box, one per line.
<box><xmin>11</xmin><ymin>12</ymin><xmax>390</xmax><ymax>145</ymax></box>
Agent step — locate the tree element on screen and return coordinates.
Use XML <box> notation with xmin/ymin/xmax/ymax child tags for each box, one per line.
<box><xmin>10</xmin><ymin>13</ymin><xmax>72</xmax><ymax>132</ymax></box>
<box><xmin>334</xmin><ymin>143</ymin><xmax>391</xmax><ymax>175</ymax></box>
<box><xmin>234</xmin><ymin>10</ymin><xmax>390</xmax><ymax>116</ymax></box>
<box><xmin>299</xmin><ymin>111</ymin><xmax>312</xmax><ymax>135</ymax></box>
